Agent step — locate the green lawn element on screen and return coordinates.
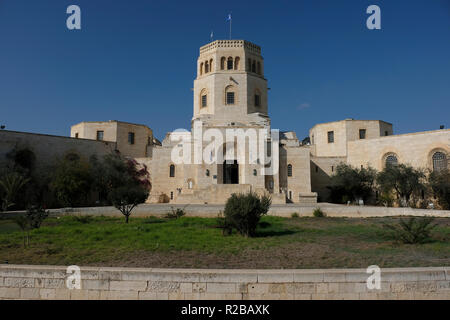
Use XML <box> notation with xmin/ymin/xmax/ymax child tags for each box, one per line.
<box><xmin>0</xmin><ymin>215</ymin><xmax>449</xmax><ymax>269</ymax></box>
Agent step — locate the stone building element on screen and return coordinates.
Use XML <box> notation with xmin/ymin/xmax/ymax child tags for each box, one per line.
<box><xmin>70</xmin><ymin>120</ymin><xmax>160</xmax><ymax>158</ymax></box>
<box><xmin>1</xmin><ymin>40</ymin><xmax>448</xmax><ymax>205</ymax></box>
<box><xmin>309</xmin><ymin>119</ymin><xmax>449</xmax><ymax>201</ymax></box>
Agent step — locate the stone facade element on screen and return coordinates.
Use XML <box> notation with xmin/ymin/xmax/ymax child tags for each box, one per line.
<box><xmin>70</xmin><ymin>120</ymin><xmax>159</xmax><ymax>158</ymax></box>
<box><xmin>309</xmin><ymin>119</ymin><xmax>449</xmax><ymax>201</ymax></box>
<box><xmin>0</xmin><ymin>265</ymin><xmax>448</xmax><ymax>300</ymax></box>
<box><xmin>0</xmin><ymin>130</ymin><xmax>116</xmax><ymax>169</ymax></box>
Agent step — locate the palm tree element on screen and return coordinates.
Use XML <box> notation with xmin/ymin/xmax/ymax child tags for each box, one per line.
<box><xmin>0</xmin><ymin>172</ymin><xmax>29</xmax><ymax>211</ymax></box>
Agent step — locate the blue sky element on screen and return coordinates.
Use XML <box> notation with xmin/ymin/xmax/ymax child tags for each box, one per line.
<box><xmin>0</xmin><ymin>0</ymin><xmax>449</xmax><ymax>140</ymax></box>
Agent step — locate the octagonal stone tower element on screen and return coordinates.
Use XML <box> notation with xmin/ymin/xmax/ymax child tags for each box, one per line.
<box><xmin>193</xmin><ymin>40</ymin><xmax>269</xmax><ymax>125</ymax></box>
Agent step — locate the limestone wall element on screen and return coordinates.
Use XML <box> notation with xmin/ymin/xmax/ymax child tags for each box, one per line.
<box><xmin>0</xmin><ymin>130</ymin><xmax>116</xmax><ymax>168</ymax></box>
<box><xmin>0</xmin><ymin>265</ymin><xmax>448</xmax><ymax>300</ymax></box>
<box><xmin>4</xmin><ymin>203</ymin><xmax>450</xmax><ymax>218</ymax></box>
<box><xmin>347</xmin><ymin>129</ymin><xmax>450</xmax><ymax>171</ymax></box>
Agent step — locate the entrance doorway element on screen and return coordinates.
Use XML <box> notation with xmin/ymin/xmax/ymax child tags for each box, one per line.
<box><xmin>223</xmin><ymin>160</ymin><xmax>239</xmax><ymax>184</ymax></box>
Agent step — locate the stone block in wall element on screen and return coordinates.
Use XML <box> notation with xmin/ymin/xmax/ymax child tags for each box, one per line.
<box><xmin>192</xmin><ymin>282</ymin><xmax>206</xmax><ymax>293</ymax></box>
<box><xmin>81</xmin><ymin>279</ymin><xmax>110</xmax><ymax>291</ymax></box>
<box><xmin>257</xmin><ymin>271</ymin><xmax>293</xmax><ymax>283</ymax></box>
<box><xmin>40</xmin><ymin>288</ymin><xmax>56</xmax><ymax>299</ymax></box>
<box><xmin>293</xmin><ymin>271</ymin><xmax>324</xmax><ymax>283</ymax></box>
<box><xmin>0</xmin><ymin>287</ymin><xmax>20</xmax><ymax>299</ymax></box>
<box><xmin>179</xmin><ymin>283</ymin><xmax>192</xmax><ymax>293</ymax></box>
<box><xmin>287</xmin><ymin>283</ymin><xmax>316</xmax><ymax>294</ymax></box>
<box><xmin>35</xmin><ymin>278</ymin><xmax>65</xmax><ymax>289</ymax></box>
<box><xmin>206</xmin><ymin>283</ymin><xmax>236</xmax><ymax>293</ymax></box>
<box><xmin>100</xmin><ymin>290</ymin><xmax>139</xmax><ymax>300</ymax></box>
<box><xmin>147</xmin><ymin>281</ymin><xmax>180</xmax><ymax>293</ymax></box>
<box><xmin>4</xmin><ymin>277</ymin><xmax>34</xmax><ymax>288</ymax></box>
<box><xmin>199</xmin><ymin>271</ymin><xmax>257</xmax><ymax>283</ymax></box>
<box><xmin>54</xmin><ymin>288</ymin><xmax>71</xmax><ymax>300</ymax></box>
<box><xmin>20</xmin><ymin>288</ymin><xmax>40</xmax><ymax>299</ymax></box>
<box><xmin>110</xmin><ymin>280</ymin><xmax>147</xmax><ymax>291</ymax></box>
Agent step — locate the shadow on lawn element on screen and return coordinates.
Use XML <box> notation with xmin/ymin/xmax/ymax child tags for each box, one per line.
<box><xmin>254</xmin><ymin>229</ymin><xmax>297</xmax><ymax>237</ymax></box>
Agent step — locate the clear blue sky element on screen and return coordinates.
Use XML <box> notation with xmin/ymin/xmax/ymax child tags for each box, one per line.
<box><xmin>0</xmin><ymin>0</ymin><xmax>449</xmax><ymax>140</ymax></box>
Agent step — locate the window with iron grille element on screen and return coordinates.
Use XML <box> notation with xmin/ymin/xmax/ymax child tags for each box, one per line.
<box><xmin>201</xmin><ymin>95</ymin><xmax>207</xmax><ymax>107</ymax></box>
<box><xmin>385</xmin><ymin>154</ymin><xmax>398</xmax><ymax>167</ymax></box>
<box><xmin>433</xmin><ymin>152</ymin><xmax>447</xmax><ymax>172</ymax></box>
<box><xmin>327</xmin><ymin>131</ymin><xmax>334</xmax><ymax>143</ymax></box>
<box><xmin>226</xmin><ymin>92</ymin><xmax>235</xmax><ymax>105</ymax></box>
<box><xmin>287</xmin><ymin>164</ymin><xmax>292</xmax><ymax>177</ymax></box>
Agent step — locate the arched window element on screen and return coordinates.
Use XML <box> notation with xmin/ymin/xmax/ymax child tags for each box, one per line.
<box><xmin>257</xmin><ymin>61</ymin><xmax>261</xmax><ymax>75</ymax></box>
<box><xmin>234</xmin><ymin>57</ymin><xmax>240</xmax><ymax>70</ymax></box>
<box><xmin>432</xmin><ymin>151</ymin><xmax>447</xmax><ymax>172</ymax></box>
<box><xmin>251</xmin><ymin>60</ymin><xmax>256</xmax><ymax>73</ymax></box>
<box><xmin>227</xmin><ymin>57</ymin><xmax>233</xmax><ymax>70</ymax></box>
<box><xmin>209</xmin><ymin>59</ymin><xmax>213</xmax><ymax>72</ymax></box>
<box><xmin>187</xmin><ymin>179</ymin><xmax>193</xmax><ymax>189</ymax></box>
<box><xmin>169</xmin><ymin>164</ymin><xmax>175</xmax><ymax>177</ymax></box>
<box><xmin>205</xmin><ymin>61</ymin><xmax>209</xmax><ymax>73</ymax></box>
<box><xmin>385</xmin><ymin>154</ymin><xmax>398</xmax><ymax>167</ymax></box>
<box><xmin>220</xmin><ymin>57</ymin><xmax>226</xmax><ymax>70</ymax></box>
<box><xmin>225</xmin><ymin>85</ymin><xmax>236</xmax><ymax>105</ymax></box>
<box><xmin>200</xmin><ymin>88</ymin><xmax>208</xmax><ymax>108</ymax></box>
<box><xmin>287</xmin><ymin>164</ymin><xmax>292</xmax><ymax>177</ymax></box>
<box><xmin>199</xmin><ymin>62</ymin><xmax>203</xmax><ymax>76</ymax></box>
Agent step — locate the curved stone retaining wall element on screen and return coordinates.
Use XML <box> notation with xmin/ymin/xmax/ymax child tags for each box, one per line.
<box><xmin>0</xmin><ymin>265</ymin><xmax>448</xmax><ymax>300</ymax></box>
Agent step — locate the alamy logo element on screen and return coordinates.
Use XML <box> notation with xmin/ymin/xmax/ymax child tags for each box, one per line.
<box><xmin>366</xmin><ymin>265</ymin><xmax>381</xmax><ymax>290</ymax></box>
<box><xmin>366</xmin><ymin>5</ymin><xmax>381</xmax><ymax>30</ymax></box>
<box><xmin>66</xmin><ymin>265</ymin><xmax>81</xmax><ymax>290</ymax></box>
<box><xmin>66</xmin><ymin>5</ymin><xmax>81</xmax><ymax>30</ymax></box>
<box><xmin>169</xmin><ymin>121</ymin><xmax>280</xmax><ymax>175</ymax></box>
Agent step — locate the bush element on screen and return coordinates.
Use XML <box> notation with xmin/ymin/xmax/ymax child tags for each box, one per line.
<box><xmin>73</xmin><ymin>215</ymin><xmax>94</xmax><ymax>224</ymax></box>
<box><xmin>291</xmin><ymin>212</ymin><xmax>299</xmax><ymax>218</ymax></box>
<box><xmin>13</xmin><ymin>205</ymin><xmax>49</xmax><ymax>247</ymax></box>
<box><xmin>224</xmin><ymin>192</ymin><xmax>271</xmax><ymax>237</ymax></box>
<box><xmin>383</xmin><ymin>217</ymin><xmax>437</xmax><ymax>244</ymax></box>
<box><xmin>313</xmin><ymin>208</ymin><xmax>325</xmax><ymax>217</ymax></box>
<box><xmin>165</xmin><ymin>207</ymin><xmax>186</xmax><ymax>219</ymax></box>
<box><xmin>429</xmin><ymin>169</ymin><xmax>450</xmax><ymax>210</ymax></box>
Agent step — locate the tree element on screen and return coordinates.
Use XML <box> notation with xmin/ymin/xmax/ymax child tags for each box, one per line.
<box><xmin>0</xmin><ymin>172</ymin><xmax>30</xmax><ymax>211</ymax></box>
<box><xmin>377</xmin><ymin>164</ymin><xmax>426</xmax><ymax>207</ymax></box>
<box><xmin>428</xmin><ymin>169</ymin><xmax>450</xmax><ymax>209</ymax></box>
<box><xmin>50</xmin><ymin>153</ymin><xmax>93</xmax><ymax>207</ymax></box>
<box><xmin>330</xmin><ymin>164</ymin><xmax>377</xmax><ymax>204</ymax></box>
<box><xmin>100</xmin><ymin>153</ymin><xmax>150</xmax><ymax>223</ymax></box>
<box><xmin>224</xmin><ymin>192</ymin><xmax>271</xmax><ymax>237</ymax></box>
<box><xmin>13</xmin><ymin>205</ymin><xmax>49</xmax><ymax>247</ymax></box>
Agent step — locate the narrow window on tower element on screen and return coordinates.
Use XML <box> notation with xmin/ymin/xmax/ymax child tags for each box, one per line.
<box><xmin>227</xmin><ymin>57</ymin><xmax>233</xmax><ymax>70</ymax></box>
<box><xmin>255</xmin><ymin>94</ymin><xmax>261</xmax><ymax>107</ymax></box>
<box><xmin>201</xmin><ymin>94</ymin><xmax>207</xmax><ymax>108</ymax></box>
<box><xmin>226</xmin><ymin>92</ymin><xmax>235</xmax><ymax>105</ymax></box>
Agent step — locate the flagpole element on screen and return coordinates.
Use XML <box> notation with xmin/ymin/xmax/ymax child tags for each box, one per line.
<box><xmin>230</xmin><ymin>16</ymin><xmax>232</xmax><ymax>39</ymax></box>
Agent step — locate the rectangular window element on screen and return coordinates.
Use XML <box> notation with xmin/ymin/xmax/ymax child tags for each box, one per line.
<box><xmin>327</xmin><ymin>131</ymin><xmax>334</xmax><ymax>143</ymax></box>
<box><xmin>359</xmin><ymin>129</ymin><xmax>366</xmax><ymax>139</ymax></box>
<box><xmin>331</xmin><ymin>165</ymin><xmax>334</xmax><ymax>172</ymax></box>
<box><xmin>385</xmin><ymin>131</ymin><xmax>389</xmax><ymax>136</ymax></box>
<box><xmin>96</xmin><ymin>131</ymin><xmax>104</xmax><ymax>141</ymax></box>
<box><xmin>201</xmin><ymin>95</ymin><xmax>207</xmax><ymax>107</ymax></box>
<box><xmin>75</xmin><ymin>133</ymin><xmax>79</xmax><ymax>138</ymax></box>
<box><xmin>128</xmin><ymin>132</ymin><xmax>135</xmax><ymax>145</ymax></box>
<box><xmin>254</xmin><ymin>94</ymin><xmax>260</xmax><ymax>107</ymax></box>
<box><xmin>226</xmin><ymin>92</ymin><xmax>235</xmax><ymax>105</ymax></box>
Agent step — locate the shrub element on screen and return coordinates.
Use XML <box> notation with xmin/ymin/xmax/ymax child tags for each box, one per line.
<box><xmin>291</xmin><ymin>212</ymin><xmax>299</xmax><ymax>218</ymax></box>
<box><xmin>383</xmin><ymin>217</ymin><xmax>437</xmax><ymax>244</ymax></box>
<box><xmin>313</xmin><ymin>207</ymin><xmax>325</xmax><ymax>217</ymax></box>
<box><xmin>165</xmin><ymin>206</ymin><xmax>186</xmax><ymax>219</ymax></box>
<box><xmin>224</xmin><ymin>192</ymin><xmax>271</xmax><ymax>237</ymax></box>
<box><xmin>0</xmin><ymin>172</ymin><xmax>30</xmax><ymax>211</ymax></box>
<box><xmin>73</xmin><ymin>215</ymin><xmax>94</xmax><ymax>224</ymax></box>
<box><xmin>13</xmin><ymin>205</ymin><xmax>49</xmax><ymax>247</ymax></box>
